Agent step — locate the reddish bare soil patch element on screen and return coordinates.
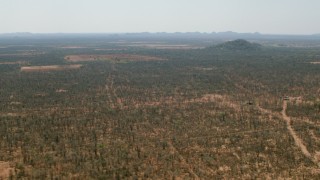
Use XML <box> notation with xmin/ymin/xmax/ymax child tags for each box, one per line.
<box><xmin>315</xmin><ymin>152</ymin><xmax>320</xmax><ymax>162</ymax></box>
<box><xmin>65</xmin><ymin>54</ymin><xmax>166</xmax><ymax>62</ymax></box>
<box><xmin>0</xmin><ymin>161</ymin><xmax>13</xmax><ymax>179</ymax></box>
<box><xmin>21</xmin><ymin>64</ymin><xmax>82</xmax><ymax>72</ymax></box>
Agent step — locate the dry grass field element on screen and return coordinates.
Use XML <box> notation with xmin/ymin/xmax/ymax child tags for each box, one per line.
<box><xmin>0</xmin><ymin>61</ymin><xmax>28</xmax><ymax>65</ymax></box>
<box><xmin>0</xmin><ymin>52</ymin><xmax>45</xmax><ymax>57</ymax></box>
<box><xmin>310</xmin><ymin>62</ymin><xmax>320</xmax><ymax>64</ymax></box>
<box><xmin>124</xmin><ymin>44</ymin><xmax>203</xmax><ymax>49</ymax></box>
<box><xmin>65</xmin><ymin>54</ymin><xmax>166</xmax><ymax>62</ymax></box>
<box><xmin>21</xmin><ymin>64</ymin><xmax>82</xmax><ymax>72</ymax></box>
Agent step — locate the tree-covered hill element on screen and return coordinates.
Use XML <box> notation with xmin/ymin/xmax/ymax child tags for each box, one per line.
<box><xmin>210</xmin><ymin>39</ymin><xmax>262</xmax><ymax>51</ymax></box>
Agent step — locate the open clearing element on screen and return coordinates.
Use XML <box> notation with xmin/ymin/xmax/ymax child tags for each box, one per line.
<box><xmin>123</xmin><ymin>44</ymin><xmax>203</xmax><ymax>49</ymax></box>
<box><xmin>310</xmin><ymin>62</ymin><xmax>320</xmax><ymax>64</ymax></box>
<box><xmin>65</xmin><ymin>54</ymin><xmax>166</xmax><ymax>62</ymax></box>
<box><xmin>94</xmin><ymin>48</ymin><xmax>127</xmax><ymax>51</ymax></box>
<box><xmin>59</xmin><ymin>46</ymin><xmax>88</xmax><ymax>49</ymax></box>
<box><xmin>0</xmin><ymin>161</ymin><xmax>13</xmax><ymax>179</ymax></box>
<box><xmin>0</xmin><ymin>52</ymin><xmax>45</xmax><ymax>57</ymax></box>
<box><xmin>21</xmin><ymin>64</ymin><xmax>82</xmax><ymax>72</ymax></box>
<box><xmin>0</xmin><ymin>61</ymin><xmax>28</xmax><ymax>65</ymax></box>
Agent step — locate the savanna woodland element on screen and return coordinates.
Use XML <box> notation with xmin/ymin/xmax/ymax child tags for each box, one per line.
<box><xmin>1</xmin><ymin>33</ymin><xmax>320</xmax><ymax>179</ymax></box>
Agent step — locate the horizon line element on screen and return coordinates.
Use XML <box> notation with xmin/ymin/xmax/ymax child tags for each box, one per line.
<box><xmin>0</xmin><ymin>31</ymin><xmax>319</xmax><ymax>36</ymax></box>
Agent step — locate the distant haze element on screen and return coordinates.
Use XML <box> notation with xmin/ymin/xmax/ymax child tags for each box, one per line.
<box><xmin>1</xmin><ymin>0</ymin><xmax>320</xmax><ymax>35</ymax></box>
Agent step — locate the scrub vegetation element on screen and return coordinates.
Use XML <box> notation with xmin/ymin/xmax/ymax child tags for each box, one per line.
<box><xmin>1</xmin><ymin>36</ymin><xmax>320</xmax><ymax>179</ymax></box>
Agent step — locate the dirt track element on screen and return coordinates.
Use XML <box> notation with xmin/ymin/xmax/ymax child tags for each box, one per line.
<box><xmin>258</xmin><ymin>100</ymin><xmax>319</xmax><ymax>165</ymax></box>
<box><xmin>281</xmin><ymin>101</ymin><xmax>314</xmax><ymax>160</ymax></box>
<box><xmin>167</xmin><ymin>141</ymin><xmax>200</xmax><ymax>179</ymax></box>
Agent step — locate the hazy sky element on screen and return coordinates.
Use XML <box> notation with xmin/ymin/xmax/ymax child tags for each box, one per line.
<box><xmin>1</xmin><ymin>0</ymin><xmax>320</xmax><ymax>34</ymax></box>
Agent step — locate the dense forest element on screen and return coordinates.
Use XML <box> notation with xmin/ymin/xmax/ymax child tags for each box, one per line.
<box><xmin>0</xmin><ymin>35</ymin><xmax>320</xmax><ymax>179</ymax></box>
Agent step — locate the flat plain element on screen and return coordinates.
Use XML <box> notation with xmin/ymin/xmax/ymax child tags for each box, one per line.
<box><xmin>0</xmin><ymin>34</ymin><xmax>320</xmax><ymax>179</ymax></box>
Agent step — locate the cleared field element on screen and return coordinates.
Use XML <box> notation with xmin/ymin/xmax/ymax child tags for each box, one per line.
<box><xmin>310</xmin><ymin>62</ymin><xmax>320</xmax><ymax>64</ymax></box>
<box><xmin>0</xmin><ymin>61</ymin><xmax>28</xmax><ymax>65</ymax></box>
<box><xmin>94</xmin><ymin>48</ymin><xmax>127</xmax><ymax>51</ymax></box>
<box><xmin>0</xmin><ymin>52</ymin><xmax>45</xmax><ymax>57</ymax></box>
<box><xmin>123</xmin><ymin>44</ymin><xmax>203</xmax><ymax>49</ymax></box>
<box><xmin>64</xmin><ymin>54</ymin><xmax>166</xmax><ymax>62</ymax></box>
<box><xmin>60</xmin><ymin>46</ymin><xmax>87</xmax><ymax>49</ymax></box>
<box><xmin>21</xmin><ymin>64</ymin><xmax>82</xmax><ymax>72</ymax></box>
